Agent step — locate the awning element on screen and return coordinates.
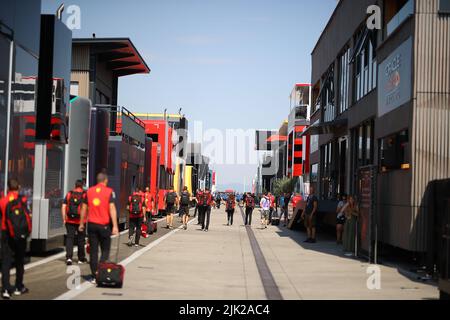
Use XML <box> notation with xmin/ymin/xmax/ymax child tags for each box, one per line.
<box><xmin>73</xmin><ymin>38</ymin><xmax>151</xmax><ymax>77</ymax></box>
<box><xmin>266</xmin><ymin>135</ymin><xmax>288</xmax><ymax>143</ymax></box>
<box><xmin>301</xmin><ymin>118</ymin><xmax>348</xmax><ymax>137</ymax></box>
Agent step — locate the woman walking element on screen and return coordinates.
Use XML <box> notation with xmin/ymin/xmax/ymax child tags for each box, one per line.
<box><xmin>342</xmin><ymin>195</ymin><xmax>359</xmax><ymax>256</ymax></box>
<box><xmin>336</xmin><ymin>194</ymin><xmax>347</xmax><ymax>245</ymax></box>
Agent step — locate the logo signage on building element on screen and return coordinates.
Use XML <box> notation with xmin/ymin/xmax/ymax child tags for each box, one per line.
<box><xmin>378</xmin><ymin>37</ymin><xmax>412</xmax><ymax>117</ymax></box>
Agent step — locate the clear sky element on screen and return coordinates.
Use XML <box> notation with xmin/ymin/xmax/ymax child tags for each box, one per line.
<box><xmin>42</xmin><ymin>0</ymin><xmax>337</xmax><ymax>192</ymax></box>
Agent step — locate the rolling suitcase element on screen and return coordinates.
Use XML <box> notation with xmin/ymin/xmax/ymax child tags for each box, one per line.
<box><xmin>96</xmin><ymin>231</ymin><xmax>125</xmax><ymax>288</ymax></box>
<box><xmin>271</xmin><ymin>209</ymin><xmax>281</xmax><ymax>226</ymax></box>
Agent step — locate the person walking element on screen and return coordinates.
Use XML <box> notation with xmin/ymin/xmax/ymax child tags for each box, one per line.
<box><xmin>1</xmin><ymin>178</ymin><xmax>32</xmax><ymax>299</ymax></box>
<box><xmin>196</xmin><ymin>189</ymin><xmax>205</xmax><ymax>225</ymax></box>
<box><xmin>278</xmin><ymin>193</ymin><xmax>288</xmax><ymax>227</ymax></box>
<box><xmin>336</xmin><ymin>193</ymin><xmax>348</xmax><ymax>245</ymax></box>
<box><xmin>192</xmin><ymin>189</ymin><xmax>199</xmax><ymax>219</ymax></box>
<box><xmin>201</xmin><ymin>188</ymin><xmax>214</xmax><ymax>232</ymax></box>
<box><xmin>343</xmin><ymin>195</ymin><xmax>359</xmax><ymax>256</ymax></box>
<box><xmin>301</xmin><ymin>186</ymin><xmax>319</xmax><ymax>243</ymax></box>
<box><xmin>79</xmin><ymin>172</ymin><xmax>119</xmax><ymax>284</ymax></box>
<box><xmin>165</xmin><ymin>190</ymin><xmax>178</xmax><ymax>229</ymax></box>
<box><xmin>127</xmin><ymin>187</ymin><xmax>146</xmax><ymax>247</ymax></box>
<box><xmin>215</xmin><ymin>193</ymin><xmax>222</xmax><ymax>209</ymax></box>
<box><xmin>268</xmin><ymin>192</ymin><xmax>275</xmax><ymax>224</ymax></box>
<box><xmin>260</xmin><ymin>193</ymin><xmax>271</xmax><ymax>229</ymax></box>
<box><xmin>225</xmin><ymin>194</ymin><xmax>236</xmax><ymax>226</ymax></box>
<box><xmin>244</xmin><ymin>193</ymin><xmax>255</xmax><ymax>226</ymax></box>
<box><xmin>61</xmin><ymin>180</ymin><xmax>88</xmax><ymax>266</ymax></box>
<box><xmin>144</xmin><ymin>187</ymin><xmax>155</xmax><ymax>222</ymax></box>
<box><xmin>180</xmin><ymin>186</ymin><xmax>191</xmax><ymax>230</ymax></box>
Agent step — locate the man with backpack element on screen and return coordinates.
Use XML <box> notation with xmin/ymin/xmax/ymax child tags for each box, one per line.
<box><xmin>79</xmin><ymin>172</ymin><xmax>119</xmax><ymax>284</ymax></box>
<box><xmin>1</xmin><ymin>178</ymin><xmax>32</xmax><ymax>299</ymax></box>
<box><xmin>165</xmin><ymin>189</ymin><xmax>178</xmax><ymax>229</ymax></box>
<box><xmin>61</xmin><ymin>180</ymin><xmax>88</xmax><ymax>266</ymax></box>
<box><xmin>244</xmin><ymin>193</ymin><xmax>255</xmax><ymax>226</ymax></box>
<box><xmin>196</xmin><ymin>189</ymin><xmax>204</xmax><ymax>225</ymax></box>
<box><xmin>128</xmin><ymin>187</ymin><xmax>147</xmax><ymax>247</ymax></box>
<box><xmin>179</xmin><ymin>186</ymin><xmax>191</xmax><ymax>230</ymax></box>
<box><xmin>225</xmin><ymin>193</ymin><xmax>236</xmax><ymax>226</ymax></box>
<box><xmin>200</xmin><ymin>188</ymin><xmax>214</xmax><ymax>232</ymax></box>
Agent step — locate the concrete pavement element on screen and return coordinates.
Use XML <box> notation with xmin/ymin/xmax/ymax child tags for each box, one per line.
<box><xmin>62</xmin><ymin>206</ymin><xmax>439</xmax><ymax>300</ymax></box>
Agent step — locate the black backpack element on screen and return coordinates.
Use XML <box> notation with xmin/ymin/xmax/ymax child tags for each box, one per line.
<box><xmin>180</xmin><ymin>192</ymin><xmax>190</xmax><ymax>206</ymax></box>
<box><xmin>130</xmin><ymin>194</ymin><xmax>143</xmax><ymax>215</ymax></box>
<box><xmin>166</xmin><ymin>192</ymin><xmax>176</xmax><ymax>205</ymax></box>
<box><xmin>5</xmin><ymin>197</ymin><xmax>32</xmax><ymax>240</ymax></box>
<box><xmin>67</xmin><ymin>191</ymin><xmax>84</xmax><ymax>220</ymax></box>
<box><xmin>226</xmin><ymin>198</ymin><xmax>234</xmax><ymax>210</ymax></box>
<box><xmin>246</xmin><ymin>196</ymin><xmax>255</xmax><ymax>208</ymax></box>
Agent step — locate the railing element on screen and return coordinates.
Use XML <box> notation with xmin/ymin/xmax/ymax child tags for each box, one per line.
<box><xmin>387</xmin><ymin>0</ymin><xmax>414</xmax><ymax>36</ymax></box>
<box><xmin>323</xmin><ymin>103</ymin><xmax>336</xmax><ymax>123</ymax></box>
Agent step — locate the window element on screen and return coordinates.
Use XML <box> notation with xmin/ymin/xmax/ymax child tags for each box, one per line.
<box><xmin>352</xmin><ymin>120</ymin><xmax>374</xmax><ymax>170</ymax></box>
<box><xmin>321</xmin><ymin>65</ymin><xmax>335</xmax><ymax>122</ymax></box>
<box><xmin>339</xmin><ymin>47</ymin><xmax>351</xmax><ymax>114</ymax></box>
<box><xmin>70</xmin><ymin>81</ymin><xmax>79</xmax><ymax>96</ymax></box>
<box><xmin>379</xmin><ymin>130</ymin><xmax>409</xmax><ymax>172</ymax></box>
<box><xmin>440</xmin><ymin>0</ymin><xmax>450</xmax><ymax>14</ymax></box>
<box><xmin>311</xmin><ymin>164</ymin><xmax>318</xmax><ymax>183</ymax></box>
<box><xmin>352</xmin><ymin>29</ymin><xmax>377</xmax><ymax>102</ymax></box>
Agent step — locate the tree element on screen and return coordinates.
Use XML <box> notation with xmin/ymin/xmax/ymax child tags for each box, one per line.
<box><xmin>273</xmin><ymin>178</ymin><xmax>297</xmax><ymax>196</ymax></box>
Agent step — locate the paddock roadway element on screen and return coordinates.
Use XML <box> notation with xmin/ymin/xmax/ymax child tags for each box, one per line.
<box><xmin>6</xmin><ymin>215</ymin><xmax>184</xmax><ymax>300</ymax></box>
<box><xmin>55</xmin><ymin>207</ymin><xmax>438</xmax><ymax>301</ymax></box>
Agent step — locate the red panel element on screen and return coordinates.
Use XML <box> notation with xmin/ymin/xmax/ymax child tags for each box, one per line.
<box><xmin>304</xmin><ymin>136</ymin><xmax>310</xmax><ymax>174</ymax></box>
<box><xmin>293</xmin><ymin>164</ymin><xmax>303</xmax><ymax>177</ymax></box>
<box><xmin>294</xmin><ymin>151</ymin><xmax>303</xmax><ymax>158</ymax></box>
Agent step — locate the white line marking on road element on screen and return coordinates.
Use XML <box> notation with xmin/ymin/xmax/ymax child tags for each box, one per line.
<box><xmin>2</xmin><ymin>218</ymin><xmax>167</xmax><ymax>277</ymax></box>
<box><xmin>55</xmin><ymin>213</ymin><xmax>195</xmax><ymax>300</ymax></box>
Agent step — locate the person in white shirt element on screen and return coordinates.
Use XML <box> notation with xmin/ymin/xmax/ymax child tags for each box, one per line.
<box><xmin>260</xmin><ymin>193</ymin><xmax>271</xmax><ymax>229</ymax></box>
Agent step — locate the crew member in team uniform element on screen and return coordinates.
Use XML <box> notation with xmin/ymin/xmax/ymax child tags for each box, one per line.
<box><xmin>79</xmin><ymin>172</ymin><xmax>119</xmax><ymax>284</ymax></box>
<box><xmin>127</xmin><ymin>187</ymin><xmax>147</xmax><ymax>247</ymax></box>
<box><xmin>201</xmin><ymin>188</ymin><xmax>215</xmax><ymax>232</ymax></box>
<box><xmin>196</xmin><ymin>189</ymin><xmax>204</xmax><ymax>225</ymax></box>
<box><xmin>225</xmin><ymin>193</ymin><xmax>236</xmax><ymax>226</ymax></box>
<box><xmin>244</xmin><ymin>193</ymin><xmax>255</xmax><ymax>226</ymax></box>
<box><xmin>1</xmin><ymin>179</ymin><xmax>32</xmax><ymax>299</ymax></box>
<box><xmin>61</xmin><ymin>180</ymin><xmax>88</xmax><ymax>266</ymax></box>
<box><xmin>144</xmin><ymin>187</ymin><xmax>155</xmax><ymax>221</ymax></box>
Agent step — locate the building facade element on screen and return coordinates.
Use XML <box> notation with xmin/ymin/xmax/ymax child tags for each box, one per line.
<box><xmin>306</xmin><ymin>0</ymin><xmax>450</xmax><ymax>254</ymax></box>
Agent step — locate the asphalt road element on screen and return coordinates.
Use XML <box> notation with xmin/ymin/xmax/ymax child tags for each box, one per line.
<box><xmin>7</xmin><ymin>213</ymin><xmax>196</xmax><ymax>300</ymax></box>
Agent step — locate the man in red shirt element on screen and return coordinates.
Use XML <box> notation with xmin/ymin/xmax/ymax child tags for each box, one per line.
<box><xmin>201</xmin><ymin>188</ymin><xmax>215</xmax><ymax>232</ymax></box>
<box><xmin>144</xmin><ymin>187</ymin><xmax>155</xmax><ymax>219</ymax></box>
<box><xmin>128</xmin><ymin>187</ymin><xmax>146</xmax><ymax>247</ymax></box>
<box><xmin>79</xmin><ymin>173</ymin><xmax>119</xmax><ymax>283</ymax></box>
<box><xmin>1</xmin><ymin>178</ymin><xmax>31</xmax><ymax>299</ymax></box>
<box><xmin>61</xmin><ymin>180</ymin><xmax>87</xmax><ymax>266</ymax></box>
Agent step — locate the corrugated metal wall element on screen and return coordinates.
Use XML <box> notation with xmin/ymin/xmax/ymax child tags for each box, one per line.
<box><xmin>71</xmin><ymin>44</ymin><xmax>90</xmax><ymax>99</ymax></box>
<box><xmin>71</xmin><ymin>44</ymin><xmax>90</xmax><ymax>71</ymax></box>
<box><xmin>411</xmin><ymin>0</ymin><xmax>450</xmax><ymax>251</ymax></box>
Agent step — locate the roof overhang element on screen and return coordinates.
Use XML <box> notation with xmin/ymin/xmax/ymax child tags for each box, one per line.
<box><xmin>73</xmin><ymin>38</ymin><xmax>151</xmax><ymax>77</ymax></box>
<box><xmin>266</xmin><ymin>135</ymin><xmax>288</xmax><ymax>143</ymax></box>
<box><xmin>301</xmin><ymin>118</ymin><xmax>348</xmax><ymax>137</ymax></box>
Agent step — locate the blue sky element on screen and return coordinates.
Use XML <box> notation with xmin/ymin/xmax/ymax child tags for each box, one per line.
<box><xmin>42</xmin><ymin>0</ymin><xmax>337</xmax><ymax>191</ymax></box>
